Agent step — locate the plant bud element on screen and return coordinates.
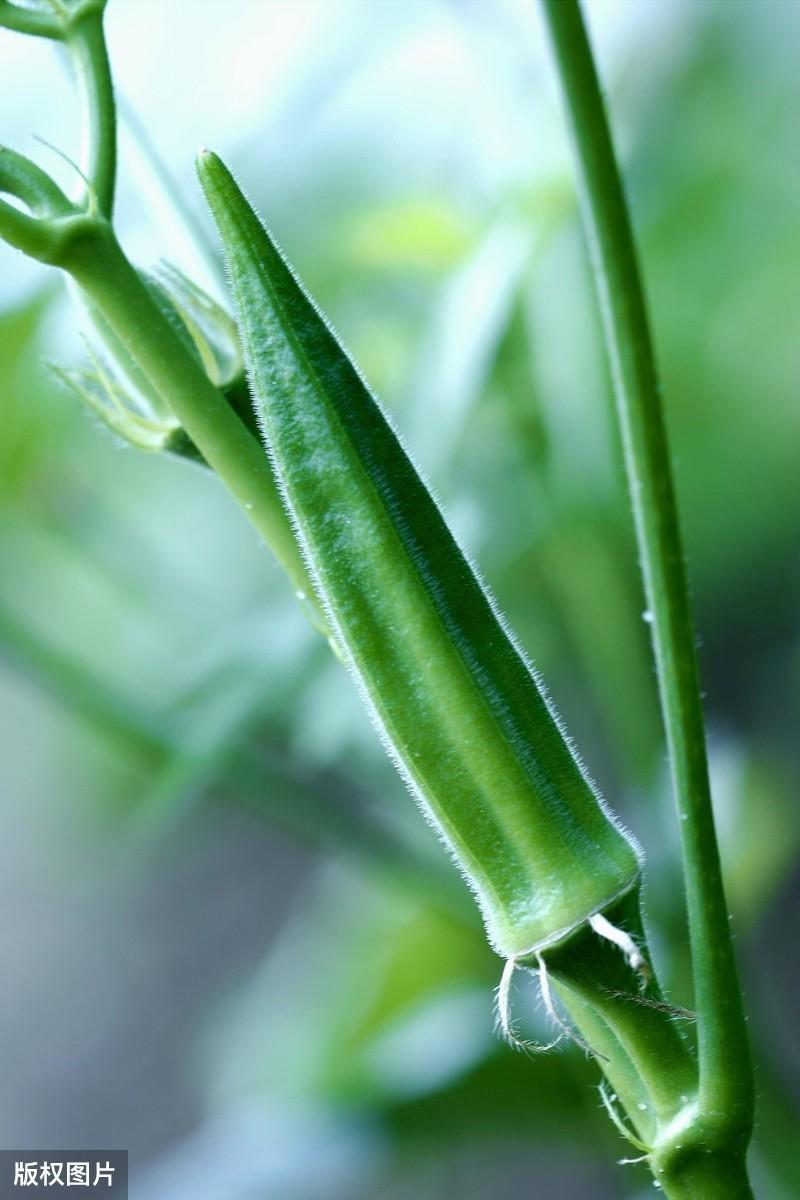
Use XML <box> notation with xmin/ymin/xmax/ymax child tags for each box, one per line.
<box><xmin>62</xmin><ymin>264</ymin><xmax>241</xmax><ymax>462</ymax></box>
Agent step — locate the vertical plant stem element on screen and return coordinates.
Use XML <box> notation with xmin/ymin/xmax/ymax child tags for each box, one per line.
<box><xmin>540</xmin><ymin>0</ymin><xmax>753</xmax><ymax>1156</ymax></box>
<box><xmin>69</xmin><ymin>4</ymin><xmax>117</xmax><ymax>217</ymax></box>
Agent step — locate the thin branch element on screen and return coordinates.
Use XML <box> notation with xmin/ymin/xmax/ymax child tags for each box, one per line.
<box><xmin>539</xmin><ymin>0</ymin><xmax>753</xmax><ymax>1139</ymax></box>
<box><xmin>0</xmin><ymin>0</ymin><xmax>60</xmax><ymax>39</ymax></box>
<box><xmin>68</xmin><ymin>4</ymin><xmax>116</xmax><ymax>217</ymax></box>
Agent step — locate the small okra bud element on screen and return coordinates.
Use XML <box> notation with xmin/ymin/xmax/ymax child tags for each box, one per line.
<box><xmin>63</xmin><ymin>264</ymin><xmax>243</xmax><ymax>463</ymax></box>
<box><xmin>52</xmin><ymin>358</ymin><xmax>199</xmax><ymax>462</ymax></box>
<box><xmin>149</xmin><ymin>263</ymin><xmax>242</xmax><ymax>391</ymax></box>
<box><xmin>198</xmin><ymin>150</ymin><xmax>643</xmax><ymax>961</ymax></box>
<box><xmin>85</xmin><ymin>264</ymin><xmax>240</xmax><ymax>418</ymax></box>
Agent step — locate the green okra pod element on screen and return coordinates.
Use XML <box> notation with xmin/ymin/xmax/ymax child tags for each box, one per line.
<box><xmin>198</xmin><ymin>150</ymin><xmax>643</xmax><ymax>962</ymax></box>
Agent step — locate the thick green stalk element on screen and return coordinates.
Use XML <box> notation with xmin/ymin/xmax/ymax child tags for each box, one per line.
<box><xmin>544</xmin><ymin>891</ymin><xmax>697</xmax><ymax>1142</ymax></box>
<box><xmin>54</xmin><ymin>218</ymin><xmax>322</xmax><ymax>625</ymax></box>
<box><xmin>540</xmin><ymin>0</ymin><xmax>754</xmax><ymax>1189</ymax></box>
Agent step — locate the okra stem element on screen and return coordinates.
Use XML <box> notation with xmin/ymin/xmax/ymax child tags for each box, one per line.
<box><xmin>68</xmin><ymin>3</ymin><xmax>117</xmax><ymax>218</ymax></box>
<box><xmin>58</xmin><ymin>221</ymin><xmax>324</xmax><ymax>626</ymax></box>
<box><xmin>540</xmin><ymin>0</ymin><xmax>754</xmax><ymax>1166</ymax></box>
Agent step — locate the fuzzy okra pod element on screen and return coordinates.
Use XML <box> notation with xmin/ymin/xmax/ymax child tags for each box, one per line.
<box><xmin>198</xmin><ymin>151</ymin><xmax>643</xmax><ymax>965</ymax></box>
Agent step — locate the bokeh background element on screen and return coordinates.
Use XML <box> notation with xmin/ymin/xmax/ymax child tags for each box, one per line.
<box><xmin>1</xmin><ymin>1</ymin><xmax>798</xmax><ymax>1196</ymax></box>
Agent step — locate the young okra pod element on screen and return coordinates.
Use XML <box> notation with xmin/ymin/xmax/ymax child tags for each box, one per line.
<box><xmin>198</xmin><ymin>151</ymin><xmax>643</xmax><ymax>964</ymax></box>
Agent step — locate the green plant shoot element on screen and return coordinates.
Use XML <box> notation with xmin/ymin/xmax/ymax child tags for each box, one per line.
<box><xmin>0</xmin><ymin>4</ymin><xmax>765</xmax><ymax>1195</ymax></box>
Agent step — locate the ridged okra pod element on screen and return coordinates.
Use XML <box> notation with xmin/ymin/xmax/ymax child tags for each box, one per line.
<box><xmin>198</xmin><ymin>151</ymin><xmax>643</xmax><ymax>964</ymax></box>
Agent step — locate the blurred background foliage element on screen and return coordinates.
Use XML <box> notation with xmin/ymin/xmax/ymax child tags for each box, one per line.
<box><xmin>0</xmin><ymin>1</ymin><xmax>798</xmax><ymax>1197</ymax></box>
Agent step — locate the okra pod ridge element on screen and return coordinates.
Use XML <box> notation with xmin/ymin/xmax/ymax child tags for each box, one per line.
<box><xmin>198</xmin><ymin>149</ymin><xmax>643</xmax><ymax>961</ymax></box>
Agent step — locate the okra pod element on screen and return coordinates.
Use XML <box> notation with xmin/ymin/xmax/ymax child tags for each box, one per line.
<box><xmin>198</xmin><ymin>151</ymin><xmax>643</xmax><ymax>962</ymax></box>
